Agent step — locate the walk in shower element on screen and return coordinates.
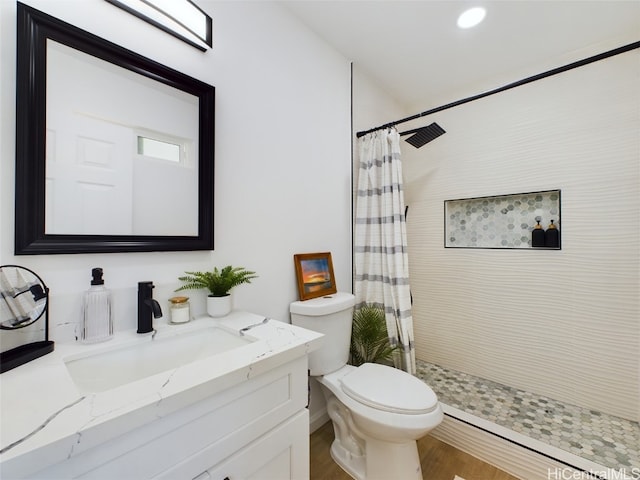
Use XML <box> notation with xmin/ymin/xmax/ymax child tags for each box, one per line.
<box><xmin>398</xmin><ymin>43</ymin><xmax>639</xmax><ymax>478</ymax></box>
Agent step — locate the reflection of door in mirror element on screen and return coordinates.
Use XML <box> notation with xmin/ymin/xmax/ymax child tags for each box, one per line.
<box><xmin>45</xmin><ymin>40</ymin><xmax>199</xmax><ymax>236</ymax></box>
<box><xmin>46</xmin><ymin>113</ymin><xmax>133</xmax><ymax>234</ymax></box>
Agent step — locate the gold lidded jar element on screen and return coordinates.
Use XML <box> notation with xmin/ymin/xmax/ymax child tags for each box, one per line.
<box><xmin>169</xmin><ymin>296</ymin><xmax>191</xmax><ymax>324</ymax></box>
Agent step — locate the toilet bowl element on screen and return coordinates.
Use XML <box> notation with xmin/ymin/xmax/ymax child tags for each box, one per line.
<box><xmin>290</xmin><ymin>293</ymin><xmax>443</xmax><ymax>480</ymax></box>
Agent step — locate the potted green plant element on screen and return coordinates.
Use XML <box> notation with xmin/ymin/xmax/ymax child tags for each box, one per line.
<box><xmin>349</xmin><ymin>304</ymin><xmax>398</xmax><ymax>366</ymax></box>
<box><xmin>176</xmin><ymin>266</ymin><xmax>258</xmax><ymax>317</ymax></box>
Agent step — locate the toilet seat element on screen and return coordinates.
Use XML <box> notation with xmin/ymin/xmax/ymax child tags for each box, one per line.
<box><xmin>340</xmin><ymin>363</ymin><xmax>438</xmax><ymax>415</ymax></box>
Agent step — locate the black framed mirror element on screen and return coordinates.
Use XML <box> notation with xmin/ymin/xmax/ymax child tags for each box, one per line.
<box><xmin>15</xmin><ymin>2</ymin><xmax>215</xmax><ymax>255</ymax></box>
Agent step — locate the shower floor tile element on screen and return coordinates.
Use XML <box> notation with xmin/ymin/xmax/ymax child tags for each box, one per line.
<box><xmin>415</xmin><ymin>360</ymin><xmax>640</xmax><ymax>471</ymax></box>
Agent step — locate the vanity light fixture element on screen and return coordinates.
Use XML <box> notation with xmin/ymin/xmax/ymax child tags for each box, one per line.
<box><xmin>105</xmin><ymin>0</ymin><xmax>212</xmax><ymax>51</ymax></box>
<box><xmin>457</xmin><ymin>6</ymin><xmax>486</xmax><ymax>29</ymax></box>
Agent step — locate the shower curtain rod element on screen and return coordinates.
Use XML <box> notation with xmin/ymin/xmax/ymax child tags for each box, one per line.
<box><xmin>357</xmin><ymin>40</ymin><xmax>640</xmax><ymax>138</ymax></box>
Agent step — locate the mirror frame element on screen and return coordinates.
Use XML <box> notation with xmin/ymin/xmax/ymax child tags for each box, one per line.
<box><xmin>15</xmin><ymin>2</ymin><xmax>215</xmax><ymax>255</ymax></box>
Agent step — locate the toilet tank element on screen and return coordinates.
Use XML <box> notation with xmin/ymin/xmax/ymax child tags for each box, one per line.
<box><xmin>290</xmin><ymin>292</ymin><xmax>355</xmax><ymax>375</ymax></box>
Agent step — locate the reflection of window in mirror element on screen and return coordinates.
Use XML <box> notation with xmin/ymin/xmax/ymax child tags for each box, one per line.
<box><xmin>137</xmin><ymin>136</ymin><xmax>181</xmax><ymax>163</ymax></box>
<box><xmin>135</xmin><ymin>130</ymin><xmax>194</xmax><ymax>167</ymax></box>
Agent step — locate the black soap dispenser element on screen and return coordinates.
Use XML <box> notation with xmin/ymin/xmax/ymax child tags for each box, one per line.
<box><xmin>545</xmin><ymin>219</ymin><xmax>559</xmax><ymax>248</ymax></box>
<box><xmin>532</xmin><ymin>217</ymin><xmax>545</xmax><ymax>247</ymax></box>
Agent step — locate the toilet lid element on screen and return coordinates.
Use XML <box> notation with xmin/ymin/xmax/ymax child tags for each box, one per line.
<box><xmin>340</xmin><ymin>363</ymin><xmax>438</xmax><ymax>414</ymax></box>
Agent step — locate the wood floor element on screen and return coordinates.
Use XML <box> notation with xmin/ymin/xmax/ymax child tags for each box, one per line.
<box><xmin>310</xmin><ymin>421</ymin><xmax>520</xmax><ymax>480</ymax></box>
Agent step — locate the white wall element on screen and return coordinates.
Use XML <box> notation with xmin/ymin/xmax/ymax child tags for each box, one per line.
<box><xmin>403</xmin><ymin>48</ymin><xmax>639</xmax><ymax>421</ymax></box>
<box><xmin>352</xmin><ymin>66</ymin><xmax>408</xmax><ymax>138</ymax></box>
<box><xmin>0</xmin><ymin>1</ymin><xmax>352</xmax><ymax>344</ymax></box>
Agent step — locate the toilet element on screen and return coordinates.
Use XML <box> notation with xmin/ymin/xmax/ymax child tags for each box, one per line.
<box><xmin>290</xmin><ymin>292</ymin><xmax>443</xmax><ymax>480</ymax></box>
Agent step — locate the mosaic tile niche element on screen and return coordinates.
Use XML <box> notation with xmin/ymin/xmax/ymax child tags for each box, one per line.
<box><xmin>444</xmin><ymin>190</ymin><xmax>561</xmax><ymax>249</ymax></box>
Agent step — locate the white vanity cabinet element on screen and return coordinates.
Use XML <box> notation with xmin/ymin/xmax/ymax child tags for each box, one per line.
<box><xmin>27</xmin><ymin>356</ymin><xmax>310</xmax><ymax>480</ymax></box>
<box><xmin>177</xmin><ymin>411</ymin><xmax>308</xmax><ymax>480</ymax></box>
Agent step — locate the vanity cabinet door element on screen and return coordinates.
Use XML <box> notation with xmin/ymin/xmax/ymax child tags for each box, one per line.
<box><xmin>202</xmin><ymin>409</ymin><xmax>309</xmax><ymax>480</ymax></box>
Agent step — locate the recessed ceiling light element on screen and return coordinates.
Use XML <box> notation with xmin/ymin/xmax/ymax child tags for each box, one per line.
<box><xmin>457</xmin><ymin>7</ymin><xmax>486</xmax><ymax>29</ymax></box>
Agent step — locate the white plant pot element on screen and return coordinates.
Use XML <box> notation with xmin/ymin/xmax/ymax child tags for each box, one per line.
<box><xmin>207</xmin><ymin>294</ymin><xmax>231</xmax><ymax>317</ymax></box>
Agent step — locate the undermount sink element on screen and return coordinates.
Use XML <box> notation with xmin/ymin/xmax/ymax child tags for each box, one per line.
<box><xmin>64</xmin><ymin>327</ymin><xmax>254</xmax><ymax>393</ymax></box>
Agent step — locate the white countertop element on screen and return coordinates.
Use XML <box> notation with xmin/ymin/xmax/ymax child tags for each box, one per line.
<box><xmin>0</xmin><ymin>311</ymin><xmax>323</xmax><ymax>478</ymax></box>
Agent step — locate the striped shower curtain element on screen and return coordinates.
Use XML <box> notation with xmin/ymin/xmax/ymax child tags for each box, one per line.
<box><xmin>354</xmin><ymin>128</ymin><xmax>415</xmax><ymax>374</ymax></box>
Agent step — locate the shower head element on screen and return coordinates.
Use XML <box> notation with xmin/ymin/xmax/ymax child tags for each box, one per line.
<box><xmin>403</xmin><ymin>122</ymin><xmax>446</xmax><ymax>148</ymax></box>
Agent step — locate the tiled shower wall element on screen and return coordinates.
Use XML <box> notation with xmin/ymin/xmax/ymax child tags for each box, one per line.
<box><xmin>403</xmin><ymin>48</ymin><xmax>639</xmax><ymax>421</ymax></box>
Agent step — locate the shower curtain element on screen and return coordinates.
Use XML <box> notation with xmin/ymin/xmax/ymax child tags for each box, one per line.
<box><xmin>354</xmin><ymin>128</ymin><xmax>415</xmax><ymax>374</ymax></box>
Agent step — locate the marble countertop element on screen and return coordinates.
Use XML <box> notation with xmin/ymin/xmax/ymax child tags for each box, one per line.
<box><xmin>0</xmin><ymin>311</ymin><xmax>323</xmax><ymax>478</ymax></box>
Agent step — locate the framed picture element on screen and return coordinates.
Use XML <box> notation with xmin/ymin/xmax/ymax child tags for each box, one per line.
<box><xmin>293</xmin><ymin>252</ymin><xmax>337</xmax><ymax>300</ymax></box>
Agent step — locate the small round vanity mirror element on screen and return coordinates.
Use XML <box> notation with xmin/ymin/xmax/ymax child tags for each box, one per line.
<box><xmin>0</xmin><ymin>265</ymin><xmax>49</xmax><ymax>330</ymax></box>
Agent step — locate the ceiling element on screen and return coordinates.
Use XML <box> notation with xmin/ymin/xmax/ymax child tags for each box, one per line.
<box><xmin>280</xmin><ymin>1</ymin><xmax>640</xmax><ymax>115</ymax></box>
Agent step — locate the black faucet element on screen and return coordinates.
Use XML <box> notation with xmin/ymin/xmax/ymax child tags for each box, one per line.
<box><xmin>137</xmin><ymin>281</ymin><xmax>163</xmax><ymax>334</ymax></box>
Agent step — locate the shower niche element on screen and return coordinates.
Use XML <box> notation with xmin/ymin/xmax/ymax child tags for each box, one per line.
<box><xmin>444</xmin><ymin>190</ymin><xmax>561</xmax><ymax>249</ymax></box>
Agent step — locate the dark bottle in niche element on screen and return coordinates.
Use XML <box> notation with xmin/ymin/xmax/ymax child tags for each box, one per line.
<box><xmin>532</xmin><ymin>217</ymin><xmax>545</xmax><ymax>247</ymax></box>
<box><xmin>545</xmin><ymin>219</ymin><xmax>560</xmax><ymax>248</ymax></box>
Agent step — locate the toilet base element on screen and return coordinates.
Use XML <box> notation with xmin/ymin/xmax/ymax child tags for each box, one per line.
<box><xmin>363</xmin><ymin>437</ymin><xmax>422</xmax><ymax>480</ymax></box>
<box><xmin>330</xmin><ymin>438</ymin><xmax>365</xmax><ymax>480</ymax></box>
<box><xmin>330</xmin><ymin>432</ymin><xmax>423</xmax><ymax>480</ymax></box>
